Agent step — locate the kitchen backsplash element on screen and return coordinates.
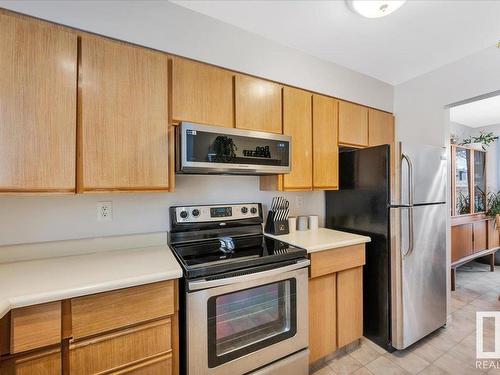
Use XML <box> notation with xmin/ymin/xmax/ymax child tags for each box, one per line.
<box><xmin>0</xmin><ymin>175</ymin><xmax>325</xmax><ymax>246</ymax></box>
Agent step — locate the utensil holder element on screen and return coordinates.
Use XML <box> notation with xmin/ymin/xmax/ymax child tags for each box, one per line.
<box><xmin>264</xmin><ymin>211</ymin><xmax>290</xmax><ymax>235</ymax></box>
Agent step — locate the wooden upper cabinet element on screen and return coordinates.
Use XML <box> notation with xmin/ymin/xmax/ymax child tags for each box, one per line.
<box><xmin>369</xmin><ymin>109</ymin><xmax>394</xmax><ymax>146</ymax></box>
<box><xmin>172</xmin><ymin>57</ymin><xmax>233</xmax><ymax>127</ymax></box>
<box><xmin>79</xmin><ymin>36</ymin><xmax>170</xmax><ymax>191</ymax></box>
<box><xmin>313</xmin><ymin>95</ymin><xmax>338</xmax><ymax>190</ymax></box>
<box><xmin>0</xmin><ymin>13</ymin><xmax>77</xmax><ymax>192</ymax></box>
<box><xmin>283</xmin><ymin>87</ymin><xmax>312</xmax><ymax>190</ymax></box>
<box><xmin>338</xmin><ymin>101</ymin><xmax>368</xmax><ymax>147</ymax></box>
<box><xmin>235</xmin><ymin>75</ymin><xmax>282</xmax><ymax>133</ymax></box>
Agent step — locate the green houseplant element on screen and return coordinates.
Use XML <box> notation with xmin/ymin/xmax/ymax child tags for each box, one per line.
<box><xmin>461</xmin><ymin>131</ymin><xmax>499</xmax><ymax>150</ymax></box>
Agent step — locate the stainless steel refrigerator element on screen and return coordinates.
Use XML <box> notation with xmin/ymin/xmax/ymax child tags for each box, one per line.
<box><xmin>325</xmin><ymin>142</ymin><xmax>447</xmax><ymax>351</ymax></box>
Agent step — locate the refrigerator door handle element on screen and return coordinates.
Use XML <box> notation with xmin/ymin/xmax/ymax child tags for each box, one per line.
<box><xmin>402</xmin><ymin>153</ymin><xmax>415</xmax><ymax>257</ymax></box>
<box><xmin>403</xmin><ymin>207</ymin><xmax>414</xmax><ymax>257</ymax></box>
<box><xmin>401</xmin><ymin>153</ymin><xmax>414</xmax><ymax>206</ymax></box>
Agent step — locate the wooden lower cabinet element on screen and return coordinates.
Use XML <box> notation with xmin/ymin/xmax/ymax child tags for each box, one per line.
<box><xmin>308</xmin><ymin>274</ymin><xmax>336</xmax><ymax>363</ymax></box>
<box><xmin>0</xmin><ymin>281</ymin><xmax>178</xmax><ymax>375</ymax></box>
<box><xmin>69</xmin><ymin>319</ymin><xmax>171</xmax><ymax>375</ymax></box>
<box><xmin>473</xmin><ymin>221</ymin><xmax>488</xmax><ymax>252</ymax></box>
<box><xmin>337</xmin><ymin>267</ymin><xmax>363</xmax><ymax>348</ymax></box>
<box><xmin>451</xmin><ymin>223</ymin><xmax>473</xmax><ymax>263</ymax></box>
<box><xmin>308</xmin><ymin>245</ymin><xmax>365</xmax><ymax>364</ymax></box>
<box><xmin>0</xmin><ymin>349</ymin><xmax>61</xmax><ymax>375</ymax></box>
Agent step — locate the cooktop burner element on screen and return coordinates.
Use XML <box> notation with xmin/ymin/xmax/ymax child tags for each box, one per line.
<box><xmin>168</xmin><ymin>203</ymin><xmax>306</xmax><ymax>279</ymax></box>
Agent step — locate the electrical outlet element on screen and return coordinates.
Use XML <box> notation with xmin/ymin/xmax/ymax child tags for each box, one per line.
<box><xmin>97</xmin><ymin>201</ymin><xmax>113</xmax><ymax>221</ymax></box>
<box><xmin>295</xmin><ymin>195</ymin><xmax>304</xmax><ymax>209</ymax></box>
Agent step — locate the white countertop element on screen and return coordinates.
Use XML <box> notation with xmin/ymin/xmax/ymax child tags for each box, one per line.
<box><xmin>266</xmin><ymin>228</ymin><xmax>371</xmax><ymax>253</ymax></box>
<box><xmin>0</xmin><ymin>235</ymin><xmax>182</xmax><ymax>319</ymax></box>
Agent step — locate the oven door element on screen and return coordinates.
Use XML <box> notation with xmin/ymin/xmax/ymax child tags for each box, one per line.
<box><xmin>186</xmin><ymin>261</ymin><xmax>309</xmax><ymax>375</ymax></box>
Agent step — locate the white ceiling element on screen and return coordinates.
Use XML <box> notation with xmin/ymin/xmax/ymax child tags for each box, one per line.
<box><xmin>450</xmin><ymin>95</ymin><xmax>500</xmax><ymax>128</ymax></box>
<box><xmin>172</xmin><ymin>0</ymin><xmax>500</xmax><ymax>85</ymax></box>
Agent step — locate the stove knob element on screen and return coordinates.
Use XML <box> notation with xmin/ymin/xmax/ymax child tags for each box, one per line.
<box><xmin>250</xmin><ymin>207</ymin><xmax>257</xmax><ymax>214</ymax></box>
<box><xmin>192</xmin><ymin>209</ymin><xmax>200</xmax><ymax>217</ymax></box>
<box><xmin>179</xmin><ymin>210</ymin><xmax>189</xmax><ymax>219</ymax></box>
<box><xmin>241</xmin><ymin>207</ymin><xmax>248</xmax><ymax>214</ymax></box>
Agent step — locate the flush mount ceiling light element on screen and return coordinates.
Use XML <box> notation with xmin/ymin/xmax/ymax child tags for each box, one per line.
<box><xmin>347</xmin><ymin>0</ymin><xmax>407</xmax><ymax>18</ymax></box>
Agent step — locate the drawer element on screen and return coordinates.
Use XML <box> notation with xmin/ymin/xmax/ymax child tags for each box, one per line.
<box><xmin>0</xmin><ymin>348</ymin><xmax>61</xmax><ymax>375</ymax></box>
<box><xmin>113</xmin><ymin>353</ymin><xmax>172</xmax><ymax>375</ymax></box>
<box><xmin>69</xmin><ymin>318</ymin><xmax>171</xmax><ymax>375</ymax></box>
<box><xmin>309</xmin><ymin>244</ymin><xmax>365</xmax><ymax>278</ymax></box>
<box><xmin>10</xmin><ymin>302</ymin><xmax>61</xmax><ymax>354</ymax></box>
<box><xmin>71</xmin><ymin>281</ymin><xmax>174</xmax><ymax>339</ymax></box>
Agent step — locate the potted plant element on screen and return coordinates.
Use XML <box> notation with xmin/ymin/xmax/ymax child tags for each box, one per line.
<box><xmin>461</xmin><ymin>131</ymin><xmax>499</xmax><ymax>150</ymax></box>
<box><xmin>484</xmin><ymin>190</ymin><xmax>500</xmax><ymax>266</ymax></box>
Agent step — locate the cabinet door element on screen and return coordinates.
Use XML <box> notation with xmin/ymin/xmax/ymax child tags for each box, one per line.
<box><xmin>308</xmin><ymin>274</ymin><xmax>336</xmax><ymax>363</ymax></box>
<box><xmin>451</xmin><ymin>224</ymin><xmax>473</xmax><ymax>262</ymax></box>
<box><xmin>235</xmin><ymin>75</ymin><xmax>282</xmax><ymax>133</ymax></box>
<box><xmin>337</xmin><ymin>267</ymin><xmax>363</xmax><ymax>348</ymax></box>
<box><xmin>473</xmin><ymin>221</ymin><xmax>487</xmax><ymax>253</ymax></box>
<box><xmin>313</xmin><ymin>95</ymin><xmax>338</xmax><ymax>190</ymax></box>
<box><xmin>368</xmin><ymin>109</ymin><xmax>394</xmax><ymax>146</ymax></box>
<box><xmin>283</xmin><ymin>87</ymin><xmax>312</xmax><ymax>190</ymax></box>
<box><xmin>172</xmin><ymin>57</ymin><xmax>233</xmax><ymax>127</ymax></box>
<box><xmin>338</xmin><ymin>101</ymin><xmax>368</xmax><ymax>147</ymax></box>
<box><xmin>488</xmin><ymin>219</ymin><xmax>499</xmax><ymax>250</ymax></box>
<box><xmin>0</xmin><ymin>13</ymin><xmax>77</xmax><ymax>192</ymax></box>
<box><xmin>79</xmin><ymin>36</ymin><xmax>169</xmax><ymax>191</ymax></box>
<box><xmin>0</xmin><ymin>348</ymin><xmax>61</xmax><ymax>375</ymax></box>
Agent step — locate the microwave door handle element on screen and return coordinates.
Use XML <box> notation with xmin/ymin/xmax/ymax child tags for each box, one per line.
<box><xmin>187</xmin><ymin>259</ymin><xmax>310</xmax><ymax>291</ymax></box>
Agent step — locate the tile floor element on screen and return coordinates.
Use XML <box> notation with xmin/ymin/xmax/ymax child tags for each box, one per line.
<box><xmin>312</xmin><ymin>261</ymin><xmax>500</xmax><ymax>375</ymax></box>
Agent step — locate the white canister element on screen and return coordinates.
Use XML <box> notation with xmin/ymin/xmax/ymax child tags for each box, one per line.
<box><xmin>297</xmin><ymin>216</ymin><xmax>309</xmax><ymax>231</ymax></box>
<box><xmin>308</xmin><ymin>215</ymin><xmax>319</xmax><ymax>231</ymax></box>
<box><xmin>288</xmin><ymin>217</ymin><xmax>297</xmax><ymax>232</ymax></box>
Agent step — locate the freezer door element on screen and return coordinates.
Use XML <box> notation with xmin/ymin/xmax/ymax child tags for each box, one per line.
<box><xmin>397</xmin><ymin>142</ymin><xmax>446</xmax><ymax>206</ymax></box>
<box><xmin>391</xmin><ymin>204</ymin><xmax>447</xmax><ymax>350</ymax></box>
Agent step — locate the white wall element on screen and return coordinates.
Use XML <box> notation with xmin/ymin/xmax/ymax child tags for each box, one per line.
<box><xmin>0</xmin><ymin>1</ymin><xmax>394</xmax><ymax>246</ymax></box>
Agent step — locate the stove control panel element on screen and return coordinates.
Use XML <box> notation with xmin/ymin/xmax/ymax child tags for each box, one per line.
<box><xmin>175</xmin><ymin>203</ymin><xmax>260</xmax><ymax>223</ymax></box>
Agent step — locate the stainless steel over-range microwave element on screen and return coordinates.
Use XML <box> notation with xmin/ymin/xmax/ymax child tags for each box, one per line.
<box><xmin>176</xmin><ymin>122</ymin><xmax>292</xmax><ymax>175</ymax></box>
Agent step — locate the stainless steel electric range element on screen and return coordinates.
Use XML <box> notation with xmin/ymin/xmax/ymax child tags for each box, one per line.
<box><xmin>168</xmin><ymin>203</ymin><xmax>309</xmax><ymax>375</ymax></box>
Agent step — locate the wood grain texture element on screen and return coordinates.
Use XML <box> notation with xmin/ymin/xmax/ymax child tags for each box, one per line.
<box><xmin>488</xmin><ymin>218</ymin><xmax>500</xmax><ymax>250</ymax></box>
<box><xmin>0</xmin><ymin>348</ymin><xmax>61</xmax><ymax>375</ymax></box>
<box><xmin>10</xmin><ymin>302</ymin><xmax>61</xmax><ymax>354</ymax></box>
<box><xmin>336</xmin><ymin>266</ymin><xmax>363</xmax><ymax>348</ymax></box>
<box><xmin>112</xmin><ymin>353</ymin><xmax>172</xmax><ymax>375</ymax></box>
<box><xmin>0</xmin><ymin>13</ymin><xmax>77</xmax><ymax>192</ymax></box>
<box><xmin>338</xmin><ymin>101</ymin><xmax>368</xmax><ymax>147</ymax></box>
<box><xmin>0</xmin><ymin>312</ymin><xmax>9</xmax><ymax>356</ymax></box>
<box><xmin>368</xmin><ymin>109</ymin><xmax>394</xmax><ymax>146</ymax></box>
<box><xmin>71</xmin><ymin>281</ymin><xmax>174</xmax><ymax>340</ymax></box>
<box><xmin>69</xmin><ymin>319</ymin><xmax>171</xmax><ymax>375</ymax></box>
<box><xmin>473</xmin><ymin>220</ymin><xmax>487</xmax><ymax>253</ymax></box>
<box><xmin>283</xmin><ymin>87</ymin><xmax>313</xmax><ymax>190</ymax></box>
<box><xmin>451</xmin><ymin>224</ymin><xmax>473</xmax><ymax>262</ymax></box>
<box><xmin>309</xmin><ymin>244</ymin><xmax>365</xmax><ymax>279</ymax></box>
<box><xmin>313</xmin><ymin>95</ymin><xmax>338</xmax><ymax>190</ymax></box>
<box><xmin>171</xmin><ymin>57</ymin><xmax>233</xmax><ymax>127</ymax></box>
<box><xmin>308</xmin><ymin>274</ymin><xmax>336</xmax><ymax>363</ymax></box>
<box><xmin>235</xmin><ymin>75</ymin><xmax>282</xmax><ymax>133</ymax></box>
<box><xmin>79</xmin><ymin>35</ymin><xmax>169</xmax><ymax>191</ymax></box>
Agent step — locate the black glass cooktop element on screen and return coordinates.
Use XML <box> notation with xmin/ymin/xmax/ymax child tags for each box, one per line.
<box><xmin>170</xmin><ymin>235</ymin><xmax>306</xmax><ymax>279</ymax></box>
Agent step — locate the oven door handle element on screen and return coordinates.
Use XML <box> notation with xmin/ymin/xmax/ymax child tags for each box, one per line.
<box><xmin>187</xmin><ymin>259</ymin><xmax>310</xmax><ymax>292</ymax></box>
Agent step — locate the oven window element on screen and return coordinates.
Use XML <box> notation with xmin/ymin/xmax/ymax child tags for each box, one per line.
<box><xmin>207</xmin><ymin>279</ymin><xmax>297</xmax><ymax>368</ymax></box>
